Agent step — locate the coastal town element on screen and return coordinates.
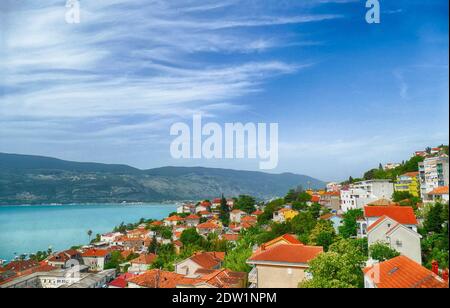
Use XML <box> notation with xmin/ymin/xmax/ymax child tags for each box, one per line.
<box><xmin>0</xmin><ymin>146</ymin><xmax>448</xmax><ymax>289</ymax></box>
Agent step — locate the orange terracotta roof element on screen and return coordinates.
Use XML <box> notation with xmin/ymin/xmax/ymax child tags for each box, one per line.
<box><xmin>109</xmin><ymin>273</ymin><xmax>137</xmax><ymax>288</ymax></box>
<box><xmin>127</xmin><ymin>269</ymin><xmax>204</xmax><ymax>288</ymax></box>
<box><xmin>428</xmin><ymin>186</ymin><xmax>449</xmax><ymax>195</ymax></box>
<box><xmin>264</xmin><ymin>234</ymin><xmax>303</xmax><ymax>248</ymax></box>
<box><xmin>198</xmin><ymin>210</ymin><xmax>213</xmax><ymax>215</ymax></box>
<box><xmin>403</xmin><ymin>172</ymin><xmax>420</xmax><ymax>178</ymax></box>
<box><xmin>364</xmin><ymin>206</ymin><xmax>418</xmax><ymax>225</ymax></box>
<box><xmin>195</xmin><ymin>269</ymin><xmax>247</xmax><ymax>288</ymax></box>
<box><xmin>197</xmin><ymin>221</ymin><xmax>220</xmax><ymax>229</ymax></box>
<box><xmin>185</xmin><ymin>214</ymin><xmax>200</xmax><ymax>220</ymax></box>
<box><xmin>222</xmin><ymin>234</ymin><xmax>240</xmax><ymax>241</ymax></box>
<box><xmin>241</xmin><ymin>216</ymin><xmax>257</xmax><ymax>223</ymax></box>
<box><xmin>151</xmin><ymin>221</ymin><xmax>164</xmax><ymax>226</ymax></box>
<box><xmin>248</xmin><ymin>244</ymin><xmax>323</xmax><ymax>265</ymax></box>
<box><xmin>364</xmin><ymin>256</ymin><xmax>448</xmax><ymax>288</ymax></box>
<box><xmin>190</xmin><ymin>252</ymin><xmax>225</xmax><ymax>269</ymax></box>
<box><xmin>311</xmin><ymin>195</ymin><xmax>321</xmax><ymax>203</ymax></box>
<box><xmin>252</xmin><ymin>210</ymin><xmax>264</xmax><ymax>216</ymax></box>
<box><xmin>3</xmin><ymin>260</ymin><xmax>40</xmax><ymax>273</ymax></box>
<box><xmin>165</xmin><ymin>215</ymin><xmax>184</xmax><ymax>222</ymax></box>
<box><xmin>130</xmin><ymin>253</ymin><xmax>157</xmax><ymax>265</ymax></box>
<box><xmin>81</xmin><ymin>249</ymin><xmax>110</xmax><ymax>258</ymax></box>
<box><xmin>231</xmin><ymin>209</ymin><xmax>246</xmax><ymax>214</ymax></box>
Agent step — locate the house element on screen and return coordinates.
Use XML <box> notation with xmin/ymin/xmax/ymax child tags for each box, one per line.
<box><xmin>47</xmin><ymin>249</ymin><xmax>82</xmax><ymax>269</ymax></box>
<box><xmin>326</xmin><ymin>182</ymin><xmax>342</xmax><ymax>192</ymax></box>
<box><xmin>227</xmin><ymin>199</ymin><xmax>235</xmax><ymax>209</ymax></box>
<box><xmin>428</xmin><ymin>186</ymin><xmax>449</xmax><ymax>204</ymax></box>
<box><xmin>395</xmin><ymin>172</ymin><xmax>421</xmax><ymax>198</ymax></box>
<box><xmin>164</xmin><ymin>215</ymin><xmax>184</xmax><ymax>227</ymax></box>
<box><xmin>128</xmin><ymin>253</ymin><xmax>157</xmax><ymax>274</ymax></box>
<box><xmin>247</xmin><ymin>244</ymin><xmax>323</xmax><ymax>288</ymax></box>
<box><xmin>319</xmin><ymin>191</ymin><xmax>341</xmax><ymax>211</ymax></box>
<box><xmin>340</xmin><ymin>180</ymin><xmax>394</xmax><ymax>212</ymax></box>
<box><xmin>359</xmin><ymin>205</ymin><xmax>418</xmax><ymax>237</ymax></box>
<box><xmin>108</xmin><ymin>273</ymin><xmax>137</xmax><ymax>288</ymax></box>
<box><xmin>196</xmin><ymin>201</ymin><xmax>211</xmax><ymax>213</ymax></box>
<box><xmin>177</xmin><ymin>203</ymin><xmax>195</xmax><ymax>214</ymax></box>
<box><xmin>198</xmin><ymin>210</ymin><xmax>214</xmax><ymax>220</ymax></box>
<box><xmin>241</xmin><ymin>215</ymin><xmax>257</xmax><ymax>226</ymax></box>
<box><xmin>122</xmin><ymin>237</ymin><xmax>145</xmax><ymax>252</ymax></box>
<box><xmin>175</xmin><ymin>252</ymin><xmax>225</xmax><ymax>277</ymax></box>
<box><xmin>273</xmin><ymin>208</ymin><xmax>299</xmax><ymax>223</ymax></box>
<box><xmin>81</xmin><ymin>249</ymin><xmax>111</xmax><ymax>272</ymax></box>
<box><xmin>196</xmin><ymin>221</ymin><xmax>222</xmax><ymax>236</ymax></box>
<box><xmin>230</xmin><ymin>209</ymin><xmax>247</xmax><ymax>223</ymax></box>
<box><xmin>100</xmin><ymin>232</ymin><xmax>122</xmax><ymax>243</ymax></box>
<box><xmin>185</xmin><ymin>214</ymin><xmax>201</xmax><ymax>227</ymax></box>
<box><xmin>384</xmin><ymin>163</ymin><xmax>401</xmax><ymax>170</ymax></box>
<box><xmin>127</xmin><ymin>269</ymin><xmax>204</xmax><ymax>288</ymax></box>
<box><xmin>211</xmin><ymin>198</ymin><xmax>222</xmax><ymax>212</ymax></box>
<box><xmin>367</xmin><ymin>216</ymin><xmax>422</xmax><ymax>264</ymax></box>
<box><xmin>364</xmin><ymin>256</ymin><xmax>448</xmax><ymax>288</ymax></box>
<box><xmin>319</xmin><ymin>214</ymin><xmax>343</xmax><ymax>233</ymax></box>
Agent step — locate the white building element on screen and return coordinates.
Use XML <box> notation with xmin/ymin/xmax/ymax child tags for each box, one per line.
<box><xmin>367</xmin><ymin>216</ymin><xmax>422</xmax><ymax>264</ymax></box>
<box><xmin>326</xmin><ymin>182</ymin><xmax>342</xmax><ymax>192</ymax></box>
<box><xmin>340</xmin><ymin>180</ymin><xmax>394</xmax><ymax>212</ymax></box>
<box><xmin>419</xmin><ymin>155</ymin><xmax>449</xmax><ymax>202</ymax></box>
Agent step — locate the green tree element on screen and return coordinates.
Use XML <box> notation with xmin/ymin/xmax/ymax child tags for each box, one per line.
<box><xmin>148</xmin><ymin>234</ymin><xmax>158</xmax><ymax>254</ymax></box>
<box><xmin>258</xmin><ymin>199</ymin><xmax>284</xmax><ymax>225</ymax></box>
<box><xmin>180</xmin><ymin>228</ymin><xmax>204</xmax><ymax>247</ymax></box>
<box><xmin>290</xmin><ymin>211</ymin><xmax>316</xmax><ymax>238</ymax></box>
<box><xmin>308</xmin><ymin>203</ymin><xmax>322</xmax><ymax>219</ymax></box>
<box><xmin>369</xmin><ymin>242</ymin><xmax>400</xmax><ymax>262</ymax></box>
<box><xmin>300</xmin><ymin>238</ymin><xmax>367</xmax><ymax>288</ymax></box>
<box><xmin>297</xmin><ymin>192</ymin><xmax>312</xmax><ymax>203</ymax></box>
<box><xmin>309</xmin><ymin>221</ymin><xmax>336</xmax><ymax>251</ymax></box>
<box><xmin>424</xmin><ymin>203</ymin><xmax>445</xmax><ymax>233</ymax></box>
<box><xmin>87</xmin><ymin>230</ymin><xmax>93</xmax><ymax>243</ymax></box>
<box><xmin>235</xmin><ymin>195</ymin><xmax>256</xmax><ymax>214</ymax></box>
<box><xmin>339</xmin><ymin>209</ymin><xmax>363</xmax><ymax>239</ymax></box>
<box><xmin>219</xmin><ymin>194</ymin><xmax>230</xmax><ymax>226</ymax></box>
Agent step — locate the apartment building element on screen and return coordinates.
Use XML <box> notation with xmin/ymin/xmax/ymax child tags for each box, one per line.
<box><xmin>394</xmin><ymin>172</ymin><xmax>420</xmax><ymax>198</ymax></box>
<box><xmin>419</xmin><ymin>155</ymin><xmax>449</xmax><ymax>202</ymax></box>
<box><xmin>340</xmin><ymin>180</ymin><xmax>394</xmax><ymax>212</ymax></box>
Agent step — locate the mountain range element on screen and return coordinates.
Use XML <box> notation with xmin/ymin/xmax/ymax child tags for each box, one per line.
<box><xmin>0</xmin><ymin>153</ymin><xmax>325</xmax><ymax>205</ymax></box>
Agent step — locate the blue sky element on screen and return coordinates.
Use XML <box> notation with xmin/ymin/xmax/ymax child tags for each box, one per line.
<box><xmin>0</xmin><ymin>0</ymin><xmax>448</xmax><ymax>181</ymax></box>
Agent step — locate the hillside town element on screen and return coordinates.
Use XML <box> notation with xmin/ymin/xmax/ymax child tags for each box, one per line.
<box><xmin>0</xmin><ymin>146</ymin><xmax>448</xmax><ymax>289</ymax></box>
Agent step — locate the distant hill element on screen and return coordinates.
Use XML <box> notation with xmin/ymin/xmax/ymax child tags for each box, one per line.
<box><xmin>0</xmin><ymin>153</ymin><xmax>325</xmax><ymax>205</ymax></box>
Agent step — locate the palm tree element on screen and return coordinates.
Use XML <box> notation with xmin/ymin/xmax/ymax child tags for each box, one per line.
<box><xmin>87</xmin><ymin>230</ymin><xmax>93</xmax><ymax>243</ymax></box>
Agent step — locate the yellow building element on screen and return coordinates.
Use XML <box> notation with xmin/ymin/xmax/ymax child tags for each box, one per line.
<box><xmin>395</xmin><ymin>172</ymin><xmax>420</xmax><ymax>197</ymax></box>
<box><xmin>273</xmin><ymin>208</ymin><xmax>299</xmax><ymax>223</ymax></box>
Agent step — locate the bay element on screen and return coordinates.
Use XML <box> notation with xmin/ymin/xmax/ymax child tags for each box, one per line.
<box><xmin>0</xmin><ymin>203</ymin><xmax>176</xmax><ymax>262</ymax></box>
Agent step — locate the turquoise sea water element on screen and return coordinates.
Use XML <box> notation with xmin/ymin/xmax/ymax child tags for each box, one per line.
<box><xmin>0</xmin><ymin>204</ymin><xmax>176</xmax><ymax>262</ymax></box>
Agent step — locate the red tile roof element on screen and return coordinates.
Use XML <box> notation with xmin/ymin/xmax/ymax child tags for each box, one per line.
<box><xmin>311</xmin><ymin>195</ymin><xmax>321</xmax><ymax>203</ymax></box>
<box><xmin>127</xmin><ymin>269</ymin><xmax>204</xmax><ymax>288</ymax></box>
<box><xmin>264</xmin><ymin>234</ymin><xmax>303</xmax><ymax>248</ymax></box>
<box><xmin>151</xmin><ymin>221</ymin><xmax>164</xmax><ymax>226</ymax></box>
<box><xmin>196</xmin><ymin>269</ymin><xmax>247</xmax><ymax>288</ymax></box>
<box><xmin>185</xmin><ymin>214</ymin><xmax>200</xmax><ymax>220</ymax></box>
<box><xmin>197</xmin><ymin>221</ymin><xmax>220</xmax><ymax>230</ymax></box>
<box><xmin>109</xmin><ymin>273</ymin><xmax>137</xmax><ymax>288</ymax></box>
<box><xmin>403</xmin><ymin>172</ymin><xmax>420</xmax><ymax>178</ymax></box>
<box><xmin>3</xmin><ymin>260</ymin><xmax>40</xmax><ymax>273</ymax></box>
<box><xmin>364</xmin><ymin>206</ymin><xmax>418</xmax><ymax>225</ymax></box>
<box><xmin>190</xmin><ymin>252</ymin><xmax>225</xmax><ymax>269</ymax></box>
<box><xmin>165</xmin><ymin>215</ymin><xmax>184</xmax><ymax>222</ymax></box>
<box><xmin>252</xmin><ymin>210</ymin><xmax>264</xmax><ymax>216</ymax></box>
<box><xmin>428</xmin><ymin>186</ymin><xmax>449</xmax><ymax>195</ymax></box>
<box><xmin>130</xmin><ymin>253</ymin><xmax>157</xmax><ymax>265</ymax></box>
<box><xmin>81</xmin><ymin>249</ymin><xmax>110</xmax><ymax>258</ymax></box>
<box><xmin>222</xmin><ymin>234</ymin><xmax>240</xmax><ymax>241</ymax></box>
<box><xmin>364</xmin><ymin>256</ymin><xmax>448</xmax><ymax>288</ymax></box>
<box><xmin>249</xmin><ymin>244</ymin><xmax>323</xmax><ymax>265</ymax></box>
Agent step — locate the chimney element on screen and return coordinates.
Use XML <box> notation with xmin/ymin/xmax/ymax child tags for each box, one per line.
<box><xmin>442</xmin><ymin>269</ymin><xmax>449</xmax><ymax>282</ymax></box>
<box><xmin>261</xmin><ymin>244</ymin><xmax>266</xmax><ymax>251</ymax></box>
<box><xmin>431</xmin><ymin>260</ymin><xmax>439</xmax><ymax>275</ymax></box>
